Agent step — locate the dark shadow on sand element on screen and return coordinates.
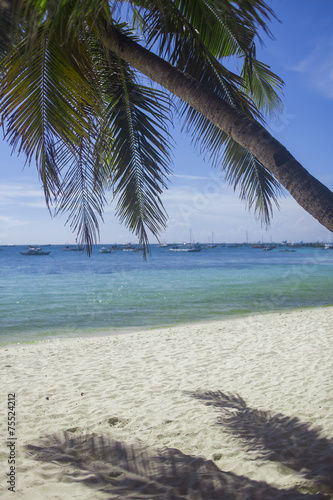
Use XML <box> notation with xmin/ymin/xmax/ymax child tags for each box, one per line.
<box><xmin>189</xmin><ymin>391</ymin><xmax>333</xmax><ymax>496</ymax></box>
<box><xmin>26</xmin><ymin>432</ymin><xmax>326</xmax><ymax>499</ymax></box>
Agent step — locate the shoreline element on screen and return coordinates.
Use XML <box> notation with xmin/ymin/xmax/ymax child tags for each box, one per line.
<box><xmin>1</xmin><ymin>303</ymin><xmax>332</xmax><ymax>349</ymax></box>
<box><xmin>1</xmin><ymin>306</ymin><xmax>333</xmax><ymax>498</ymax></box>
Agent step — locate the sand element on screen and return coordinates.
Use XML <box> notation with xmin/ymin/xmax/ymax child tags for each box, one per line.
<box><xmin>1</xmin><ymin>307</ymin><xmax>333</xmax><ymax>499</ymax></box>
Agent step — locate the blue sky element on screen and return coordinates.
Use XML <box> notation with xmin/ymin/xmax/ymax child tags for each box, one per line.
<box><xmin>1</xmin><ymin>0</ymin><xmax>333</xmax><ymax>245</ymax></box>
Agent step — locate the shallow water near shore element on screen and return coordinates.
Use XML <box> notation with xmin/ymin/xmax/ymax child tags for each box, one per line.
<box><xmin>1</xmin><ymin>243</ymin><xmax>332</xmax><ymax>345</ymax></box>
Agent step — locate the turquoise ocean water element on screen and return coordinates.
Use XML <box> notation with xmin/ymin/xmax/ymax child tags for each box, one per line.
<box><xmin>0</xmin><ymin>244</ymin><xmax>332</xmax><ymax>346</ymax></box>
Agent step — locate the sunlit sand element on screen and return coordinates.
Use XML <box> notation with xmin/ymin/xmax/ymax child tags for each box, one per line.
<box><xmin>1</xmin><ymin>307</ymin><xmax>333</xmax><ymax>498</ymax></box>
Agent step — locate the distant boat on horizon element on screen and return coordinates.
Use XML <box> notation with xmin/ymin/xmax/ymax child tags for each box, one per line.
<box><xmin>63</xmin><ymin>245</ymin><xmax>84</xmax><ymax>252</ymax></box>
<box><xmin>20</xmin><ymin>247</ymin><xmax>50</xmax><ymax>256</ymax></box>
<box><xmin>99</xmin><ymin>247</ymin><xmax>112</xmax><ymax>253</ymax></box>
<box><xmin>169</xmin><ymin>243</ymin><xmax>202</xmax><ymax>252</ymax></box>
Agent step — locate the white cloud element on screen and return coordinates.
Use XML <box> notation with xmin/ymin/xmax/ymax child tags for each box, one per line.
<box><xmin>159</xmin><ymin>182</ymin><xmax>332</xmax><ymax>244</ymax></box>
<box><xmin>291</xmin><ymin>37</ymin><xmax>333</xmax><ymax>99</ymax></box>
<box><xmin>1</xmin><ymin>176</ymin><xmax>331</xmax><ymax>246</ymax></box>
<box><xmin>0</xmin><ymin>215</ymin><xmax>27</xmax><ymax>227</ymax></box>
<box><xmin>0</xmin><ymin>183</ymin><xmax>45</xmax><ymax>207</ymax></box>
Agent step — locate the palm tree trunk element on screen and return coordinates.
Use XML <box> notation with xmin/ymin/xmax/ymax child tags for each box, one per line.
<box><xmin>105</xmin><ymin>26</ymin><xmax>333</xmax><ymax>233</ymax></box>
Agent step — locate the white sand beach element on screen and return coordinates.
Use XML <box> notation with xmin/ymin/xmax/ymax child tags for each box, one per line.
<box><xmin>1</xmin><ymin>307</ymin><xmax>333</xmax><ymax>499</ymax></box>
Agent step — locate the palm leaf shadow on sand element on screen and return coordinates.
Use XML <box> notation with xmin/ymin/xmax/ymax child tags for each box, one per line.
<box><xmin>189</xmin><ymin>391</ymin><xmax>333</xmax><ymax>495</ymax></box>
<box><xmin>26</xmin><ymin>432</ymin><xmax>326</xmax><ymax>499</ymax></box>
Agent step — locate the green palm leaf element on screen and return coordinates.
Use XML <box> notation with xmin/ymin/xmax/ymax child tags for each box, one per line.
<box><xmin>1</xmin><ymin>21</ymin><xmax>100</xmax><ymax>194</ymax></box>
<box><xmin>242</xmin><ymin>54</ymin><xmax>284</xmax><ymax>116</ymax></box>
<box><xmin>177</xmin><ymin>103</ymin><xmax>283</xmax><ymax>224</ymax></box>
<box><xmin>223</xmin><ymin>137</ymin><xmax>284</xmax><ymax>225</ymax></box>
<box><xmin>86</xmin><ymin>25</ymin><xmax>173</xmax><ymax>256</ymax></box>
<box><xmin>130</xmin><ymin>0</ymin><xmax>284</xmax><ymax>223</ymax></box>
<box><xmin>132</xmin><ymin>0</ymin><xmax>283</xmax><ymax>113</ymax></box>
<box><xmin>101</xmin><ymin>57</ymin><xmax>172</xmax><ymax>256</ymax></box>
<box><xmin>55</xmin><ymin>135</ymin><xmax>106</xmax><ymax>251</ymax></box>
<box><xmin>0</xmin><ymin>0</ymin><xmax>19</xmax><ymax>57</ymax></box>
<box><xmin>0</xmin><ymin>0</ymin><xmax>291</xmax><ymax>251</ymax></box>
<box><xmin>0</xmin><ymin>15</ymin><xmax>108</xmax><ymax>252</ymax></box>
<box><xmin>141</xmin><ymin>0</ymin><xmax>255</xmax><ymax>110</ymax></box>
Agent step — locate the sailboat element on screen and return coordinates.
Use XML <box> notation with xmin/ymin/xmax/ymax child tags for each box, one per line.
<box><xmin>169</xmin><ymin>229</ymin><xmax>202</xmax><ymax>252</ymax></box>
<box><xmin>206</xmin><ymin>231</ymin><xmax>217</xmax><ymax>248</ymax></box>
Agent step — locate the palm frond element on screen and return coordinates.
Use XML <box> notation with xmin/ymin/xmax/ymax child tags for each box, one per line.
<box><xmin>138</xmin><ymin>1</ymin><xmax>262</xmax><ymax>131</ymax></box>
<box><xmin>1</xmin><ymin>24</ymin><xmax>99</xmax><ymax>169</ymax></box>
<box><xmin>177</xmin><ymin>103</ymin><xmax>283</xmax><ymax>225</ymax></box>
<box><xmin>0</xmin><ymin>16</ymin><xmax>107</xmax><ymax>252</ymax></box>
<box><xmin>22</xmin><ymin>0</ymin><xmax>112</xmax><ymax>34</ymax></box>
<box><xmin>135</xmin><ymin>0</ymin><xmax>283</xmax><ymax>120</ymax></box>
<box><xmin>242</xmin><ymin>52</ymin><xmax>284</xmax><ymax>116</ymax></box>
<box><xmin>99</xmin><ymin>55</ymin><xmax>172</xmax><ymax>256</ymax></box>
<box><xmin>223</xmin><ymin>137</ymin><xmax>284</xmax><ymax>225</ymax></box>
<box><xmin>55</xmin><ymin>136</ymin><xmax>106</xmax><ymax>254</ymax></box>
<box><xmin>129</xmin><ymin>0</ymin><xmax>284</xmax><ymax>223</ymax></box>
<box><xmin>84</xmin><ymin>24</ymin><xmax>173</xmax><ymax>255</ymax></box>
<box><xmin>132</xmin><ymin>0</ymin><xmax>283</xmax><ymax>117</ymax></box>
<box><xmin>132</xmin><ymin>0</ymin><xmax>258</xmax><ymax>58</ymax></box>
<box><xmin>0</xmin><ymin>0</ymin><xmax>20</xmax><ymax>57</ymax></box>
<box><xmin>1</xmin><ymin>0</ymin><xmax>288</xmax><ymax>251</ymax></box>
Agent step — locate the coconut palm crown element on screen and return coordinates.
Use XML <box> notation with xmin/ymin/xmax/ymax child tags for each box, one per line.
<box><xmin>1</xmin><ymin>1</ymin><xmax>332</xmax><ymax>254</ymax></box>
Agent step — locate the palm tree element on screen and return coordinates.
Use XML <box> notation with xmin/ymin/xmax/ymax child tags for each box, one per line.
<box><xmin>1</xmin><ymin>0</ymin><xmax>332</xmax><ymax>254</ymax></box>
